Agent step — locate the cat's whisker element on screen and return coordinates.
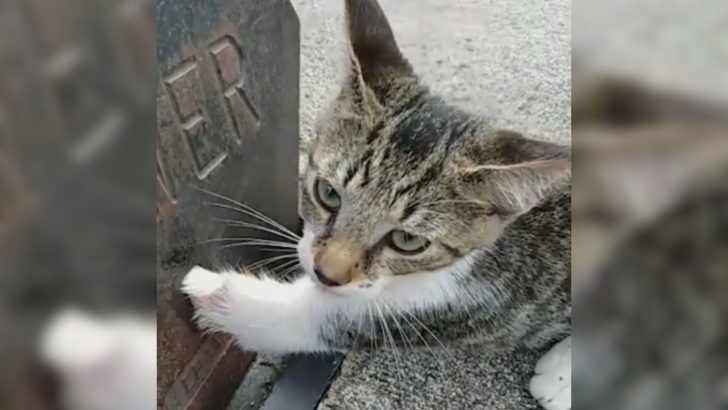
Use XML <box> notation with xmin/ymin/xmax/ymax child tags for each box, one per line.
<box><xmin>193</xmin><ymin>185</ymin><xmax>301</xmax><ymax>240</ymax></box>
<box><xmin>399</xmin><ymin>308</ymin><xmax>456</xmax><ymax>362</ymax></box>
<box><xmin>201</xmin><ymin>238</ymin><xmax>298</xmax><ymax>250</ymax></box>
<box><xmin>382</xmin><ymin>296</ymin><xmax>447</xmax><ymax>371</ymax></box>
<box><xmin>256</xmin><ymin>260</ymin><xmax>294</xmax><ymax>277</ymax></box>
<box><xmin>270</xmin><ymin>259</ymin><xmax>301</xmax><ymax>276</ymax></box>
<box><xmin>372</xmin><ymin>303</ymin><xmax>384</xmax><ymax>353</ymax></box>
<box><xmin>214</xmin><ymin>218</ymin><xmax>299</xmax><ymax>243</ymax></box>
<box><xmin>380</xmin><ymin>300</ymin><xmax>414</xmax><ymax>355</ymax></box>
<box><xmin>246</xmin><ymin>253</ymin><xmax>299</xmax><ymax>271</ymax></box>
<box><xmin>280</xmin><ymin>259</ymin><xmax>305</xmax><ymax>278</ymax></box>
<box><xmin>277</xmin><ymin>261</ymin><xmax>302</xmax><ymax>278</ymax></box>
<box><xmin>454</xmin><ymin>288</ymin><xmax>479</xmax><ymax>323</ymax></box>
<box><xmin>204</xmin><ymin>200</ymin><xmax>301</xmax><ymax>241</ymax></box>
<box><xmin>257</xmin><ymin>247</ymin><xmax>298</xmax><ymax>253</ymax></box>
<box><xmin>351</xmin><ymin>304</ymin><xmax>365</xmax><ymax>350</ymax></box>
<box><xmin>219</xmin><ymin>243</ymin><xmax>298</xmax><ymax>251</ymax></box>
<box><xmin>371</xmin><ymin>303</ymin><xmax>388</xmax><ymax>360</ymax></box>
<box><xmin>200</xmin><ymin>237</ymin><xmax>297</xmax><ymax>246</ymax></box>
<box><xmin>341</xmin><ymin>306</ymin><xmax>361</xmax><ymax>351</ymax></box>
<box><xmin>374</xmin><ymin>301</ymin><xmax>403</xmax><ymax>383</ymax></box>
<box><xmin>373</xmin><ymin>302</ymin><xmax>390</xmax><ymax>353</ymax></box>
<box><xmin>206</xmin><ymin>201</ymin><xmax>301</xmax><ymax>240</ymax></box>
<box><xmin>366</xmin><ymin>302</ymin><xmax>377</xmax><ymax>352</ymax></box>
<box><xmin>243</xmin><ymin>252</ymin><xmax>295</xmax><ymax>270</ymax></box>
<box><xmin>399</xmin><ymin>313</ymin><xmax>445</xmax><ymax>369</ymax></box>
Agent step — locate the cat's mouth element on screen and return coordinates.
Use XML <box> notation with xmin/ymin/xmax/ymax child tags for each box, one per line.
<box><xmin>308</xmin><ymin>275</ymin><xmax>383</xmax><ymax>299</ymax></box>
<box><xmin>297</xmin><ymin>229</ymin><xmax>383</xmax><ymax>296</ymax></box>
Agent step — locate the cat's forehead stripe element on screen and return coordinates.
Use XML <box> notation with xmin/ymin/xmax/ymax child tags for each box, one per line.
<box><xmin>389</xmin><ymin>162</ymin><xmax>443</xmax><ymax>206</ymax></box>
<box><xmin>389</xmin><ymin>108</ymin><xmax>440</xmax><ymax>160</ymax></box>
<box><xmin>343</xmin><ymin>148</ymin><xmax>374</xmax><ymax>187</ymax></box>
<box><xmin>365</xmin><ymin>118</ymin><xmax>387</xmax><ymax>144</ymax></box>
<box><xmin>360</xmin><ymin>158</ymin><xmax>372</xmax><ymax>187</ymax></box>
<box><xmin>307</xmin><ymin>152</ymin><xmax>318</xmax><ymax>170</ymax></box>
<box><xmin>441</xmin><ymin>243</ymin><xmax>461</xmax><ymax>258</ymax></box>
<box><xmin>400</xmin><ymin>203</ymin><xmax>418</xmax><ymax>222</ymax></box>
<box><xmin>387</xmin><ymin>97</ymin><xmax>471</xmax><ymax>161</ymax></box>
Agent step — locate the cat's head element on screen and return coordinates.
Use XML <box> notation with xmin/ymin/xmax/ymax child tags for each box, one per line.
<box><xmin>298</xmin><ymin>0</ymin><xmax>570</xmax><ymax>293</ymax></box>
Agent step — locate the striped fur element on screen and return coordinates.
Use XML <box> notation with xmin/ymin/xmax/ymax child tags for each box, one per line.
<box><xmin>298</xmin><ymin>0</ymin><xmax>571</xmax><ymax>350</ymax></box>
<box><xmin>183</xmin><ymin>2</ymin><xmax>572</xmax><ymax>408</ymax></box>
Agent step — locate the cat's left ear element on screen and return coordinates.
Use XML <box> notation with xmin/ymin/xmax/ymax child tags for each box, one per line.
<box><xmin>457</xmin><ymin>133</ymin><xmax>571</xmax><ymax>216</ymax></box>
<box><xmin>344</xmin><ymin>0</ymin><xmax>414</xmax><ymax>100</ymax></box>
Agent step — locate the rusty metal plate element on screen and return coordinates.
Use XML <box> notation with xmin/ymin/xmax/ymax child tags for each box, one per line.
<box><xmin>156</xmin><ymin>0</ymin><xmax>300</xmax><ymax>409</ymax></box>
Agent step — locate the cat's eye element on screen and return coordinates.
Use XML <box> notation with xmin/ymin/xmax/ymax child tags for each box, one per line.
<box><xmin>388</xmin><ymin>230</ymin><xmax>430</xmax><ymax>255</ymax></box>
<box><xmin>313</xmin><ymin>178</ymin><xmax>341</xmax><ymax>212</ymax></box>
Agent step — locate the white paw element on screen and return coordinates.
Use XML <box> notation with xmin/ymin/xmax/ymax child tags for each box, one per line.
<box><xmin>182</xmin><ymin>265</ymin><xmax>225</xmax><ymax>299</ymax></box>
<box><xmin>181</xmin><ymin>266</ymin><xmax>233</xmax><ymax>332</ymax></box>
<box><xmin>530</xmin><ymin>336</ymin><xmax>571</xmax><ymax>410</ymax></box>
<box><xmin>41</xmin><ymin>309</ymin><xmax>117</xmax><ymax>374</ymax></box>
<box><xmin>40</xmin><ymin>309</ymin><xmax>157</xmax><ymax>410</ymax></box>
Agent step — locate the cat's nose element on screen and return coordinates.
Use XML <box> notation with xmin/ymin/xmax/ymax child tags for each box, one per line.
<box><xmin>313</xmin><ymin>268</ymin><xmax>341</xmax><ymax>287</ymax></box>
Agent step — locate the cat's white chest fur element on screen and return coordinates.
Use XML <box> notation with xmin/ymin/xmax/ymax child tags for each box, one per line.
<box><xmin>530</xmin><ymin>336</ymin><xmax>572</xmax><ymax>410</ymax></box>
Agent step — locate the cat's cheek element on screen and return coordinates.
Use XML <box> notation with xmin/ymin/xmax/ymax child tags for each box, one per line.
<box><xmin>297</xmin><ymin>228</ymin><xmax>316</xmax><ymax>277</ymax></box>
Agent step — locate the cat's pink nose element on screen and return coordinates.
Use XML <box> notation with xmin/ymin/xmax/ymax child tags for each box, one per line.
<box><xmin>313</xmin><ymin>268</ymin><xmax>341</xmax><ymax>287</ymax></box>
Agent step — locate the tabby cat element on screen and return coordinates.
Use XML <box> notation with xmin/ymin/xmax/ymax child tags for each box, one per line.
<box><xmin>183</xmin><ymin>1</ymin><xmax>571</xmax><ymax>409</ymax></box>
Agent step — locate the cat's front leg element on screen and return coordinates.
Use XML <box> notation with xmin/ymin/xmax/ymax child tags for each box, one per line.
<box><xmin>182</xmin><ymin>266</ymin><xmax>344</xmax><ymax>354</ymax></box>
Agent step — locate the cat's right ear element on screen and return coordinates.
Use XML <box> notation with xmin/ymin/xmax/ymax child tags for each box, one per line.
<box><xmin>344</xmin><ymin>0</ymin><xmax>414</xmax><ymax>100</ymax></box>
<box><xmin>456</xmin><ymin>133</ymin><xmax>571</xmax><ymax>216</ymax></box>
<box><xmin>458</xmin><ymin>160</ymin><xmax>570</xmax><ymax>217</ymax></box>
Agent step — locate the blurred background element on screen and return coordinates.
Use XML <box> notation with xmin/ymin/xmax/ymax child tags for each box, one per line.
<box><xmin>572</xmin><ymin>1</ymin><xmax>728</xmax><ymax>409</ymax></box>
<box><xmin>0</xmin><ymin>0</ymin><xmax>156</xmax><ymax>409</ymax></box>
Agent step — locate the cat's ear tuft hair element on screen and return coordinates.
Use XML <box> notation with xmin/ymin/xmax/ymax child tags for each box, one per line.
<box><xmin>345</xmin><ymin>0</ymin><xmax>413</xmax><ymax>94</ymax></box>
<box><xmin>458</xmin><ymin>133</ymin><xmax>571</xmax><ymax>216</ymax></box>
<box><xmin>485</xmin><ymin>131</ymin><xmax>571</xmax><ymax>164</ymax></box>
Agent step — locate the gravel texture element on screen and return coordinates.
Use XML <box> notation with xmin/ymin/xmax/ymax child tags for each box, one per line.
<box><xmin>318</xmin><ymin>347</ymin><xmax>546</xmax><ymax>410</ymax></box>
<box><xmin>292</xmin><ymin>0</ymin><xmax>571</xmax><ymax>152</ymax></box>
<box><xmin>288</xmin><ymin>0</ymin><xmax>571</xmax><ymax>409</ymax></box>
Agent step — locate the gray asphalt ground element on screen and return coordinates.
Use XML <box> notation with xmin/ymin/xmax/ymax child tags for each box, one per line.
<box><xmin>293</xmin><ymin>0</ymin><xmax>571</xmax><ymax>153</ymax></box>
<box><xmin>287</xmin><ymin>0</ymin><xmax>571</xmax><ymax>409</ymax></box>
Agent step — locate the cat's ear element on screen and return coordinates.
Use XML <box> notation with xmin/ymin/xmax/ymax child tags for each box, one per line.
<box><xmin>457</xmin><ymin>132</ymin><xmax>571</xmax><ymax>216</ymax></box>
<box><xmin>485</xmin><ymin>131</ymin><xmax>571</xmax><ymax>163</ymax></box>
<box><xmin>344</xmin><ymin>0</ymin><xmax>413</xmax><ymax>99</ymax></box>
